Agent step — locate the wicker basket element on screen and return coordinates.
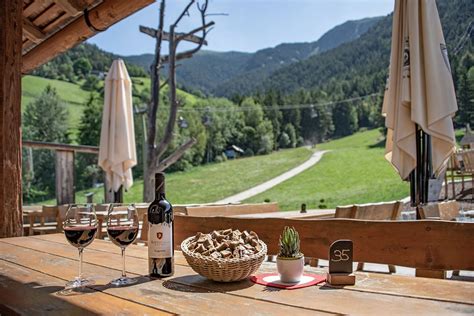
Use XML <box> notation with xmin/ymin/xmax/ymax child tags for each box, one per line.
<box><xmin>181</xmin><ymin>236</ymin><xmax>267</xmax><ymax>282</ymax></box>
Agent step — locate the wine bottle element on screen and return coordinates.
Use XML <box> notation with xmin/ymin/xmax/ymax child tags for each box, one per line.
<box><xmin>148</xmin><ymin>172</ymin><xmax>174</xmax><ymax>277</ymax></box>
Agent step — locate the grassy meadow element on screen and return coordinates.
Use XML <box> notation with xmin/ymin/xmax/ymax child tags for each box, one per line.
<box><xmin>246</xmin><ymin>129</ymin><xmax>410</xmax><ymax>210</ymax></box>
<box><xmin>35</xmin><ymin>147</ymin><xmax>313</xmax><ymax>205</ymax></box>
<box><xmin>35</xmin><ymin>130</ymin><xmax>411</xmax><ymax>210</ymax></box>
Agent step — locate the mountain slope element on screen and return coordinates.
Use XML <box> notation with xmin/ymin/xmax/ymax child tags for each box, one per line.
<box><xmin>123</xmin><ymin>16</ymin><xmax>383</xmax><ymax>95</ymax></box>
<box><xmin>248</xmin><ymin>0</ymin><xmax>473</xmax><ymax>97</ymax></box>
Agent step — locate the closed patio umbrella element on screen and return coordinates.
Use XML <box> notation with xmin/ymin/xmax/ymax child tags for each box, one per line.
<box><xmin>382</xmin><ymin>0</ymin><xmax>457</xmax><ymax>213</ymax></box>
<box><xmin>98</xmin><ymin>59</ymin><xmax>137</xmax><ymax>203</ymax></box>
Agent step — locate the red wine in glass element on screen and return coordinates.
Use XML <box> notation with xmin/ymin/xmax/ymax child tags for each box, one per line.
<box><xmin>107</xmin><ymin>226</ymin><xmax>139</xmax><ymax>247</ymax></box>
<box><xmin>64</xmin><ymin>226</ymin><xmax>97</xmax><ymax>248</ymax></box>
<box><xmin>106</xmin><ymin>204</ymin><xmax>139</xmax><ymax>286</ymax></box>
<box><xmin>63</xmin><ymin>204</ymin><xmax>98</xmax><ymax>290</ymax></box>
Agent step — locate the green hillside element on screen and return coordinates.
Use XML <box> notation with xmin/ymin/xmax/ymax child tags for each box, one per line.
<box><xmin>22</xmin><ymin>75</ymin><xmax>90</xmax><ymax>131</ymax></box>
<box><xmin>214</xmin><ymin>17</ymin><xmax>383</xmax><ymax>97</ymax></box>
<box><xmin>34</xmin><ymin>146</ymin><xmax>313</xmax><ymax>205</ymax></box>
<box><xmin>246</xmin><ymin>129</ymin><xmax>409</xmax><ymax>210</ymax></box>
<box><xmin>21</xmin><ymin>75</ymin><xmax>201</xmax><ymax>135</ymax></box>
<box><xmin>254</xmin><ymin>0</ymin><xmax>472</xmax><ymax>97</ymax></box>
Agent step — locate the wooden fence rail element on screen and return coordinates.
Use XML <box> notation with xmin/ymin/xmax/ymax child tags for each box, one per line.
<box><xmin>23</xmin><ymin>141</ymin><xmax>99</xmax><ymax>205</ymax></box>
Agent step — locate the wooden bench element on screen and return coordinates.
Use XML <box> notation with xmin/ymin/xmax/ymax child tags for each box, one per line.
<box><xmin>22</xmin><ymin>205</ymin><xmax>42</xmax><ymax>235</ymax></box>
<box><xmin>30</xmin><ymin>205</ymin><xmax>60</xmax><ymax>235</ymax></box>
<box><xmin>173</xmin><ymin>215</ymin><xmax>474</xmax><ymax>276</ymax></box>
<box><xmin>418</xmin><ymin>200</ymin><xmax>461</xmax><ymax>278</ymax></box>
<box><xmin>419</xmin><ymin>200</ymin><xmax>460</xmax><ymax>220</ymax></box>
<box><xmin>329</xmin><ymin>201</ymin><xmax>402</xmax><ymax>272</ymax></box>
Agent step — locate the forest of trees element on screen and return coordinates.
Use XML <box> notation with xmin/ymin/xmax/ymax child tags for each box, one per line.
<box><xmin>31</xmin><ymin>43</ymin><xmax>147</xmax><ymax>83</ymax></box>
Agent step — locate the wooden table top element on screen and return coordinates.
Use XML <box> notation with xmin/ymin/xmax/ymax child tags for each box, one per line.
<box><xmin>1</xmin><ymin>234</ymin><xmax>473</xmax><ymax>315</ymax></box>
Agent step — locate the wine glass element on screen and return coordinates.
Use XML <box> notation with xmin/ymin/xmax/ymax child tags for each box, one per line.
<box><xmin>106</xmin><ymin>204</ymin><xmax>139</xmax><ymax>286</ymax></box>
<box><xmin>63</xmin><ymin>204</ymin><xmax>98</xmax><ymax>289</ymax></box>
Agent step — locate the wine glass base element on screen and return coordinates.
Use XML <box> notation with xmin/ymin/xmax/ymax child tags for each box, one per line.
<box><xmin>65</xmin><ymin>277</ymin><xmax>94</xmax><ymax>290</ymax></box>
<box><xmin>110</xmin><ymin>276</ymin><xmax>137</xmax><ymax>286</ymax></box>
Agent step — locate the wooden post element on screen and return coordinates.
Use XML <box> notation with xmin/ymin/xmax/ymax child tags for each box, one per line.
<box><xmin>0</xmin><ymin>0</ymin><xmax>23</xmax><ymax>238</ymax></box>
<box><xmin>55</xmin><ymin>150</ymin><xmax>75</xmax><ymax>205</ymax></box>
<box><xmin>104</xmin><ymin>176</ymin><xmax>114</xmax><ymax>203</ymax></box>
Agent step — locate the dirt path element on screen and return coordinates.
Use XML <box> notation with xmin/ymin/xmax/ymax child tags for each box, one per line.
<box><xmin>214</xmin><ymin>150</ymin><xmax>328</xmax><ymax>204</ymax></box>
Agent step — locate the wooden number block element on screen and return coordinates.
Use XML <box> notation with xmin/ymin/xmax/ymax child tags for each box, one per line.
<box><xmin>327</xmin><ymin>273</ymin><xmax>356</xmax><ymax>286</ymax></box>
<box><xmin>327</xmin><ymin>240</ymin><xmax>356</xmax><ymax>285</ymax></box>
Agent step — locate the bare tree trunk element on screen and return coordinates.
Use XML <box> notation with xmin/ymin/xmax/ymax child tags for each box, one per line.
<box><xmin>144</xmin><ymin>0</ymin><xmax>165</xmax><ymax>202</ymax></box>
<box><xmin>143</xmin><ymin>0</ymin><xmax>213</xmax><ymax>202</ymax></box>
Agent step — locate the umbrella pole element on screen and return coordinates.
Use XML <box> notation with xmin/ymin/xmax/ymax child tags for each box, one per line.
<box><xmin>423</xmin><ymin>132</ymin><xmax>432</xmax><ymax>204</ymax></box>
<box><xmin>113</xmin><ymin>186</ymin><xmax>123</xmax><ymax>204</ymax></box>
<box><xmin>411</xmin><ymin>125</ymin><xmax>432</xmax><ymax>219</ymax></box>
<box><xmin>415</xmin><ymin>126</ymin><xmax>422</xmax><ymax>219</ymax></box>
<box><xmin>410</xmin><ymin>170</ymin><xmax>416</xmax><ymax>207</ymax></box>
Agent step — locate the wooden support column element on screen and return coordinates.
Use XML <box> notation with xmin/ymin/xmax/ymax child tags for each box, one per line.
<box><xmin>0</xmin><ymin>0</ymin><xmax>23</xmax><ymax>237</ymax></box>
<box><xmin>56</xmin><ymin>150</ymin><xmax>75</xmax><ymax>205</ymax></box>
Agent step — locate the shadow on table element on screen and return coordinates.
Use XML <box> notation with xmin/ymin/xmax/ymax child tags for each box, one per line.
<box><xmin>163</xmin><ymin>274</ymin><xmax>256</xmax><ymax>293</ymax></box>
<box><xmin>91</xmin><ymin>275</ymin><xmax>153</xmax><ymax>291</ymax></box>
<box><xmin>451</xmin><ymin>274</ymin><xmax>474</xmax><ymax>282</ymax></box>
<box><xmin>0</xmin><ymin>276</ymin><xmax>100</xmax><ymax>315</ymax></box>
<box><xmin>262</xmin><ymin>286</ymin><xmax>282</xmax><ymax>292</ymax></box>
<box><xmin>318</xmin><ymin>284</ymin><xmax>349</xmax><ymax>290</ymax></box>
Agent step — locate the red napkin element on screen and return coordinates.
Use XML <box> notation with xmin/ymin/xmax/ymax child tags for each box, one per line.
<box><xmin>250</xmin><ymin>273</ymin><xmax>326</xmax><ymax>290</ymax></box>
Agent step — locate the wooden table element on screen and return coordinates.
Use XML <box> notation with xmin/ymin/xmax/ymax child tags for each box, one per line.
<box><xmin>1</xmin><ymin>234</ymin><xmax>473</xmax><ymax>315</ymax></box>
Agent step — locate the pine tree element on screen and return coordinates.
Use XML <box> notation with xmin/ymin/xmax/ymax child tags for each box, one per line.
<box><xmin>22</xmin><ymin>85</ymin><xmax>69</xmax><ymax>202</ymax></box>
<box><xmin>76</xmin><ymin>93</ymin><xmax>103</xmax><ymax>190</ymax></box>
<box><xmin>332</xmin><ymin>101</ymin><xmax>358</xmax><ymax>137</ymax></box>
<box><xmin>77</xmin><ymin>93</ymin><xmax>102</xmax><ymax>146</ymax></box>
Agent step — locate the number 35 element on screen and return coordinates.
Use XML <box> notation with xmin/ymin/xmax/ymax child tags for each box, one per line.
<box><xmin>332</xmin><ymin>249</ymin><xmax>350</xmax><ymax>262</ymax></box>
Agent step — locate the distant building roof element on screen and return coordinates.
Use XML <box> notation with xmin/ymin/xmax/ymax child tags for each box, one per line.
<box><xmin>227</xmin><ymin>145</ymin><xmax>244</xmax><ymax>153</ymax></box>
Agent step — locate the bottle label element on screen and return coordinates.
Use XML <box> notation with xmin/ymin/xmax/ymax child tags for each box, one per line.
<box><xmin>148</xmin><ymin>222</ymin><xmax>172</xmax><ymax>258</ymax></box>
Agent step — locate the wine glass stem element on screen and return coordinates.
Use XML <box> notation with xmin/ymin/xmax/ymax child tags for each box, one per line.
<box><xmin>121</xmin><ymin>247</ymin><xmax>126</xmax><ymax>278</ymax></box>
<box><xmin>78</xmin><ymin>248</ymin><xmax>84</xmax><ymax>279</ymax></box>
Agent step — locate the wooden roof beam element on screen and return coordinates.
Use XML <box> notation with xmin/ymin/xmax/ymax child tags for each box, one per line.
<box><xmin>22</xmin><ymin>0</ymin><xmax>155</xmax><ymax>74</ymax></box>
<box><xmin>23</xmin><ymin>18</ymin><xmax>45</xmax><ymax>44</ymax></box>
<box><xmin>55</xmin><ymin>0</ymin><xmax>87</xmax><ymax>17</ymax></box>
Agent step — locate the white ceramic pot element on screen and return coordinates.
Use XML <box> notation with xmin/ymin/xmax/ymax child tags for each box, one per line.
<box><xmin>276</xmin><ymin>255</ymin><xmax>304</xmax><ymax>283</ymax></box>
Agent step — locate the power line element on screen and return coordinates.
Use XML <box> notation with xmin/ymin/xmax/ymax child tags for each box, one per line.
<box><xmin>452</xmin><ymin>20</ymin><xmax>473</xmax><ymax>56</ymax></box>
<box><xmin>178</xmin><ymin>92</ymin><xmax>382</xmax><ymax>113</ymax></box>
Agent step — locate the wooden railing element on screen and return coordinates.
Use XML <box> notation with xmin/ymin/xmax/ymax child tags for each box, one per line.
<box><xmin>23</xmin><ymin>140</ymin><xmax>99</xmax><ymax>205</ymax></box>
<box><xmin>174</xmin><ymin>215</ymin><xmax>474</xmax><ymax>271</ymax></box>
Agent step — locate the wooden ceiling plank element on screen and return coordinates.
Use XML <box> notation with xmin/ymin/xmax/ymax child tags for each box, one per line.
<box><xmin>55</xmin><ymin>0</ymin><xmax>87</xmax><ymax>17</ymax></box>
<box><xmin>23</xmin><ymin>0</ymin><xmax>53</xmax><ymax>18</ymax></box>
<box><xmin>23</xmin><ymin>18</ymin><xmax>45</xmax><ymax>43</ymax></box>
<box><xmin>42</xmin><ymin>13</ymin><xmax>72</xmax><ymax>34</ymax></box>
<box><xmin>33</xmin><ymin>3</ymin><xmax>64</xmax><ymax>28</ymax></box>
<box><xmin>23</xmin><ymin>0</ymin><xmax>34</xmax><ymax>10</ymax></box>
<box><xmin>22</xmin><ymin>0</ymin><xmax>156</xmax><ymax>74</ymax></box>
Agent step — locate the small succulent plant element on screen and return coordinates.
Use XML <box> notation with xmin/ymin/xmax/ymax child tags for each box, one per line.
<box><xmin>278</xmin><ymin>226</ymin><xmax>302</xmax><ymax>258</ymax></box>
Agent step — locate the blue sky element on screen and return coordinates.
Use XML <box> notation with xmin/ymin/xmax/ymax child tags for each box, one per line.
<box><xmin>88</xmin><ymin>0</ymin><xmax>394</xmax><ymax>56</ymax></box>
